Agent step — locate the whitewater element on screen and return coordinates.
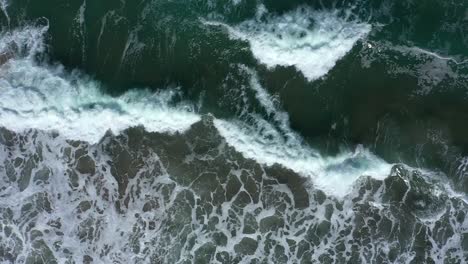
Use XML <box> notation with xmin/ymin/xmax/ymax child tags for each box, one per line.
<box><xmin>0</xmin><ymin>20</ymin><xmax>391</xmax><ymax>197</ymax></box>
<box><xmin>0</xmin><ymin>5</ymin><xmax>467</xmax><ymax>263</ymax></box>
<box><xmin>203</xmin><ymin>6</ymin><xmax>371</xmax><ymax>81</ymax></box>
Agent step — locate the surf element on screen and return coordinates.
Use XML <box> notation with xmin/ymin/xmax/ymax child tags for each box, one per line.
<box><xmin>204</xmin><ymin>6</ymin><xmax>371</xmax><ymax>81</ymax></box>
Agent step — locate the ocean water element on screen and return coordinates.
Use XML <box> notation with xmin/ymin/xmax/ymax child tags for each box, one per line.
<box><xmin>0</xmin><ymin>0</ymin><xmax>467</xmax><ymax>263</ymax></box>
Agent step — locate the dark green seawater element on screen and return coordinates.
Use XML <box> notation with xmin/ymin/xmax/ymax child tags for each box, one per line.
<box><xmin>0</xmin><ymin>0</ymin><xmax>467</xmax><ymax>263</ymax></box>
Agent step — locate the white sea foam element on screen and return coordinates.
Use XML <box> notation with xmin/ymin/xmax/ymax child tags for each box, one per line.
<box><xmin>0</xmin><ymin>26</ymin><xmax>390</xmax><ymax>197</ymax></box>
<box><xmin>0</xmin><ymin>61</ymin><xmax>200</xmax><ymax>143</ymax></box>
<box><xmin>204</xmin><ymin>6</ymin><xmax>371</xmax><ymax>81</ymax></box>
<box><xmin>406</xmin><ymin>46</ymin><xmax>468</xmax><ymax>65</ymax></box>
<box><xmin>361</xmin><ymin>41</ymin><xmax>467</xmax><ymax>95</ymax></box>
<box><xmin>0</xmin><ymin>27</ymin><xmax>200</xmax><ymax>143</ymax></box>
<box><xmin>0</xmin><ymin>15</ymin><xmax>466</xmax><ymax>264</ymax></box>
<box><xmin>214</xmin><ymin>67</ymin><xmax>392</xmax><ymax>196</ymax></box>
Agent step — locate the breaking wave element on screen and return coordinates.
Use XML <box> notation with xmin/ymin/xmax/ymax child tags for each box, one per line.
<box><xmin>0</xmin><ymin>4</ymin><xmax>467</xmax><ymax>263</ymax></box>
<box><xmin>0</xmin><ymin>26</ymin><xmax>390</xmax><ymax>196</ymax></box>
<box><xmin>204</xmin><ymin>6</ymin><xmax>371</xmax><ymax>81</ymax></box>
<box><xmin>0</xmin><ymin>26</ymin><xmax>200</xmax><ymax>143</ymax></box>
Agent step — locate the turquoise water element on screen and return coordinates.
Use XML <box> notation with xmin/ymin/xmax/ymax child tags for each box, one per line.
<box><xmin>0</xmin><ymin>0</ymin><xmax>467</xmax><ymax>263</ymax></box>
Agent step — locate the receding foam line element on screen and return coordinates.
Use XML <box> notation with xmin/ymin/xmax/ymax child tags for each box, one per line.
<box><xmin>204</xmin><ymin>6</ymin><xmax>371</xmax><ymax>81</ymax></box>
<box><xmin>407</xmin><ymin>46</ymin><xmax>468</xmax><ymax>65</ymax></box>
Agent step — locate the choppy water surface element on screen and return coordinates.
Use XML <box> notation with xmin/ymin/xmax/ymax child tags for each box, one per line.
<box><xmin>0</xmin><ymin>0</ymin><xmax>467</xmax><ymax>263</ymax></box>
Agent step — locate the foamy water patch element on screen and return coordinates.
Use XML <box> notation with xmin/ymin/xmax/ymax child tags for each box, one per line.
<box><xmin>214</xmin><ymin>118</ymin><xmax>391</xmax><ymax>196</ymax></box>
<box><xmin>205</xmin><ymin>7</ymin><xmax>371</xmax><ymax>81</ymax></box>
<box><xmin>214</xmin><ymin>67</ymin><xmax>392</xmax><ymax>196</ymax></box>
<box><xmin>0</xmin><ymin>26</ymin><xmax>389</xmax><ymax>197</ymax></box>
<box><xmin>0</xmin><ymin>59</ymin><xmax>200</xmax><ymax>143</ymax></box>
